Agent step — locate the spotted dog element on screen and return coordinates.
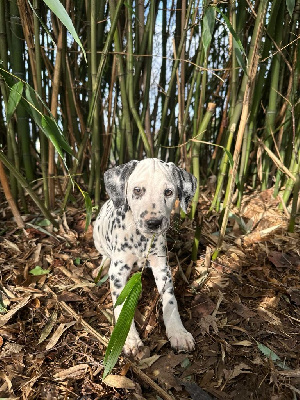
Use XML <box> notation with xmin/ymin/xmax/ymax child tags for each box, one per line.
<box><xmin>93</xmin><ymin>158</ymin><xmax>197</xmax><ymax>355</ymax></box>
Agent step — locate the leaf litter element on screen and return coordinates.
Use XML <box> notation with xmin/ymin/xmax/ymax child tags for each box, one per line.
<box><xmin>0</xmin><ymin>187</ymin><xmax>299</xmax><ymax>399</ymax></box>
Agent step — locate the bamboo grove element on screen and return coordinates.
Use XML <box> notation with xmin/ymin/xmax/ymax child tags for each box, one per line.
<box><xmin>0</xmin><ymin>0</ymin><xmax>299</xmax><ymax>245</ymax></box>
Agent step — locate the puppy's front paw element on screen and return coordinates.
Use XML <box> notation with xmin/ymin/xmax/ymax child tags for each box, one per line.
<box><xmin>167</xmin><ymin>328</ymin><xmax>195</xmax><ymax>352</ymax></box>
<box><xmin>123</xmin><ymin>334</ymin><xmax>143</xmax><ymax>357</ymax></box>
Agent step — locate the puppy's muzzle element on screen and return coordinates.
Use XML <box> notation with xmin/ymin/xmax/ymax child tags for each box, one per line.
<box><xmin>146</xmin><ymin>217</ymin><xmax>164</xmax><ymax>230</ymax></box>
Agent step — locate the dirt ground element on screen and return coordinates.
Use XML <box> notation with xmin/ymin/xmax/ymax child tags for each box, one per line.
<box><xmin>0</xmin><ymin>188</ymin><xmax>299</xmax><ymax>400</ymax></box>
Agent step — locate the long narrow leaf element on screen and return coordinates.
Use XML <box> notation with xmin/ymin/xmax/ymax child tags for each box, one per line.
<box><xmin>42</xmin><ymin>0</ymin><xmax>87</xmax><ymax>61</ymax></box>
<box><xmin>41</xmin><ymin>116</ymin><xmax>74</xmax><ymax>158</ymax></box>
<box><xmin>103</xmin><ymin>276</ymin><xmax>142</xmax><ymax>379</ymax></box>
<box><xmin>202</xmin><ymin>7</ymin><xmax>215</xmax><ymax>55</ymax></box>
<box><xmin>7</xmin><ymin>81</ymin><xmax>24</xmax><ymax>121</ymax></box>
<box><xmin>216</xmin><ymin>7</ymin><xmax>248</xmax><ymax>74</ymax></box>
<box><xmin>286</xmin><ymin>0</ymin><xmax>295</xmax><ymax>17</ymax></box>
<box><xmin>115</xmin><ymin>272</ymin><xmax>142</xmax><ymax>307</ymax></box>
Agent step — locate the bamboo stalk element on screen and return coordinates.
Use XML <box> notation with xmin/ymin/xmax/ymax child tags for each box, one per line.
<box><xmin>33</xmin><ymin>0</ymin><xmax>49</xmax><ymax>208</ymax></box>
<box><xmin>48</xmin><ymin>16</ymin><xmax>64</xmax><ymax>209</ymax></box>
<box><xmin>213</xmin><ymin>0</ymin><xmax>269</xmax><ymax>259</ymax></box>
<box><xmin>10</xmin><ymin>0</ymin><xmax>34</xmax><ymax>183</ymax></box>
<box><xmin>261</xmin><ymin>4</ymin><xmax>284</xmax><ymax>190</ymax></box>
<box><xmin>155</xmin><ymin>0</ymin><xmax>193</xmax><ymax>153</ymax></box>
<box><xmin>0</xmin><ymin>161</ymin><xmax>24</xmax><ymax>228</ymax></box>
<box><xmin>62</xmin><ymin>0</ymin><xmax>126</xmax><ymax>209</ymax></box>
<box><xmin>90</xmin><ymin>0</ymin><xmax>101</xmax><ymax>206</ymax></box>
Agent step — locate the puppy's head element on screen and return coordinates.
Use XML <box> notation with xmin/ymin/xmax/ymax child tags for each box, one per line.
<box><xmin>104</xmin><ymin>158</ymin><xmax>197</xmax><ymax>236</ymax></box>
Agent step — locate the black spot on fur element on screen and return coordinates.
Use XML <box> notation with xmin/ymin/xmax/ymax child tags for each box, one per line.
<box><xmin>140</xmin><ymin>210</ymin><xmax>148</xmax><ymax>218</ymax></box>
<box><xmin>114</xmin><ymin>279</ymin><xmax>122</xmax><ymax>289</ymax></box>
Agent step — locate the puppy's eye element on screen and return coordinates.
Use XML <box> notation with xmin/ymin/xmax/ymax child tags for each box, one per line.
<box><xmin>164</xmin><ymin>188</ymin><xmax>173</xmax><ymax>197</ymax></box>
<box><xmin>133</xmin><ymin>187</ymin><xmax>141</xmax><ymax>195</ymax></box>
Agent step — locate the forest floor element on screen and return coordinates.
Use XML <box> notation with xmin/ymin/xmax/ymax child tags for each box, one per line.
<box><xmin>0</xmin><ymin>187</ymin><xmax>299</xmax><ymax>400</ymax></box>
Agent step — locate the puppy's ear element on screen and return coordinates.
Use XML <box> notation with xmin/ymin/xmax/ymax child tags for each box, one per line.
<box><xmin>104</xmin><ymin>160</ymin><xmax>139</xmax><ymax>208</ymax></box>
<box><xmin>169</xmin><ymin>164</ymin><xmax>197</xmax><ymax>213</ymax></box>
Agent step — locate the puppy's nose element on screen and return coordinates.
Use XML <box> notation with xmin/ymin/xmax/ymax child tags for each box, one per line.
<box><xmin>146</xmin><ymin>218</ymin><xmax>163</xmax><ymax>230</ymax></box>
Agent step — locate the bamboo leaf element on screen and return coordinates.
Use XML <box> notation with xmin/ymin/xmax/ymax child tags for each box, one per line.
<box><xmin>115</xmin><ymin>272</ymin><xmax>142</xmax><ymax>307</ymax></box>
<box><xmin>224</xmin><ymin>149</ymin><xmax>234</xmax><ymax>169</ymax></box>
<box><xmin>216</xmin><ymin>7</ymin><xmax>248</xmax><ymax>74</ymax></box>
<box><xmin>83</xmin><ymin>191</ymin><xmax>92</xmax><ymax>231</ymax></box>
<box><xmin>42</xmin><ymin>0</ymin><xmax>87</xmax><ymax>62</ymax></box>
<box><xmin>286</xmin><ymin>0</ymin><xmax>295</xmax><ymax>17</ymax></box>
<box><xmin>257</xmin><ymin>342</ymin><xmax>289</xmax><ymax>370</ymax></box>
<box><xmin>41</xmin><ymin>115</ymin><xmax>74</xmax><ymax>158</ymax></box>
<box><xmin>103</xmin><ymin>274</ymin><xmax>142</xmax><ymax>379</ymax></box>
<box><xmin>202</xmin><ymin>6</ymin><xmax>215</xmax><ymax>55</ymax></box>
<box><xmin>233</xmin><ymin>39</ymin><xmax>247</xmax><ymax>76</ymax></box>
<box><xmin>7</xmin><ymin>81</ymin><xmax>24</xmax><ymax>121</ymax></box>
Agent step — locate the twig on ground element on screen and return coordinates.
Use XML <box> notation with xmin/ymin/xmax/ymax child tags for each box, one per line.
<box><xmin>44</xmin><ymin>286</ymin><xmax>175</xmax><ymax>400</ymax></box>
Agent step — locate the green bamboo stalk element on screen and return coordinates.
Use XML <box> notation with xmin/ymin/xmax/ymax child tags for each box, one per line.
<box><xmin>127</xmin><ymin>1</ymin><xmax>152</xmax><ymax>157</ymax></box>
<box><xmin>0</xmin><ymin>0</ymin><xmax>17</xmax><ymax>199</ymax></box>
<box><xmin>10</xmin><ymin>0</ymin><xmax>34</xmax><ymax>182</ymax></box>
<box><xmin>288</xmin><ymin>172</ymin><xmax>300</xmax><ymax>233</ymax></box>
<box><xmin>48</xmin><ymin>22</ymin><xmax>63</xmax><ymax>209</ymax></box>
<box><xmin>229</xmin><ymin>0</ymin><xmax>237</xmax><ymax>116</ymax></box>
<box><xmin>90</xmin><ymin>0</ymin><xmax>101</xmax><ymax>206</ymax></box>
<box><xmin>175</xmin><ymin>40</ymin><xmax>203</xmax><ymax>164</ymax></box>
<box><xmin>211</xmin><ymin>0</ymin><xmax>269</xmax><ymax>212</ymax></box>
<box><xmin>140</xmin><ymin>0</ymin><xmax>155</xmax><ymax>149</ymax></box>
<box><xmin>191</xmin><ymin>103</ymin><xmax>216</xmax><ymax>219</ymax></box>
<box><xmin>155</xmin><ymin>0</ymin><xmax>193</xmax><ymax>153</ymax></box>
<box><xmin>62</xmin><ymin>0</ymin><xmax>126</xmax><ymax>210</ymax></box>
<box><xmin>280</xmin><ymin>133</ymin><xmax>300</xmax><ymax>209</ymax></box>
<box><xmin>213</xmin><ymin>0</ymin><xmax>269</xmax><ymax>259</ymax></box>
<box><xmin>33</xmin><ymin>0</ymin><xmax>49</xmax><ymax>208</ymax></box>
<box><xmin>108</xmin><ymin>0</ymin><xmax>133</xmax><ymax>160</ymax></box>
<box><xmin>261</xmin><ymin>5</ymin><xmax>284</xmax><ymax>190</ymax></box>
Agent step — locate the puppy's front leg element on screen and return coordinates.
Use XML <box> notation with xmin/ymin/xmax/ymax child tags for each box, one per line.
<box><xmin>149</xmin><ymin>256</ymin><xmax>195</xmax><ymax>352</ymax></box>
<box><xmin>109</xmin><ymin>259</ymin><xmax>143</xmax><ymax>356</ymax></box>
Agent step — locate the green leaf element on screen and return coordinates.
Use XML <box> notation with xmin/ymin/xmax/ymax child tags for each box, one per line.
<box><xmin>286</xmin><ymin>0</ymin><xmax>295</xmax><ymax>17</ymax></box>
<box><xmin>224</xmin><ymin>148</ymin><xmax>234</xmax><ymax>169</ymax></box>
<box><xmin>42</xmin><ymin>0</ymin><xmax>86</xmax><ymax>62</ymax></box>
<box><xmin>103</xmin><ymin>274</ymin><xmax>142</xmax><ymax>379</ymax></box>
<box><xmin>202</xmin><ymin>6</ymin><xmax>215</xmax><ymax>55</ymax></box>
<box><xmin>115</xmin><ymin>272</ymin><xmax>142</xmax><ymax>307</ymax></box>
<box><xmin>216</xmin><ymin>7</ymin><xmax>248</xmax><ymax>74</ymax></box>
<box><xmin>83</xmin><ymin>191</ymin><xmax>92</xmax><ymax>232</ymax></box>
<box><xmin>74</xmin><ymin>257</ymin><xmax>81</xmax><ymax>265</ymax></box>
<box><xmin>233</xmin><ymin>39</ymin><xmax>248</xmax><ymax>76</ymax></box>
<box><xmin>96</xmin><ymin>273</ymin><xmax>109</xmax><ymax>287</ymax></box>
<box><xmin>29</xmin><ymin>266</ymin><xmax>50</xmax><ymax>276</ymax></box>
<box><xmin>37</xmin><ymin>219</ymin><xmax>51</xmax><ymax>227</ymax></box>
<box><xmin>7</xmin><ymin>81</ymin><xmax>24</xmax><ymax>120</ymax></box>
<box><xmin>257</xmin><ymin>342</ymin><xmax>289</xmax><ymax>370</ymax></box>
<box><xmin>41</xmin><ymin>115</ymin><xmax>74</xmax><ymax>158</ymax></box>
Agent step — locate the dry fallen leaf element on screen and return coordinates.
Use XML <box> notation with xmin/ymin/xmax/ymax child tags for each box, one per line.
<box><xmin>54</xmin><ymin>364</ymin><xmax>89</xmax><ymax>380</ymax></box>
<box><xmin>198</xmin><ymin>314</ymin><xmax>219</xmax><ymax>335</ymax></box>
<box><xmin>231</xmin><ymin>340</ymin><xmax>253</xmax><ymax>347</ymax></box>
<box><xmin>138</xmin><ymin>354</ymin><xmax>161</xmax><ymax>369</ymax></box>
<box><xmin>45</xmin><ymin>321</ymin><xmax>76</xmax><ymax>350</ymax></box>
<box><xmin>103</xmin><ymin>374</ymin><xmax>136</xmax><ymax>389</ymax></box>
<box><xmin>0</xmin><ymin>296</ymin><xmax>31</xmax><ymax>328</ymax></box>
<box><xmin>224</xmin><ymin>362</ymin><xmax>251</xmax><ymax>381</ymax></box>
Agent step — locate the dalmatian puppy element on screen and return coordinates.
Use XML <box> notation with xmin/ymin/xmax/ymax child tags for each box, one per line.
<box><xmin>93</xmin><ymin>158</ymin><xmax>197</xmax><ymax>356</ymax></box>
